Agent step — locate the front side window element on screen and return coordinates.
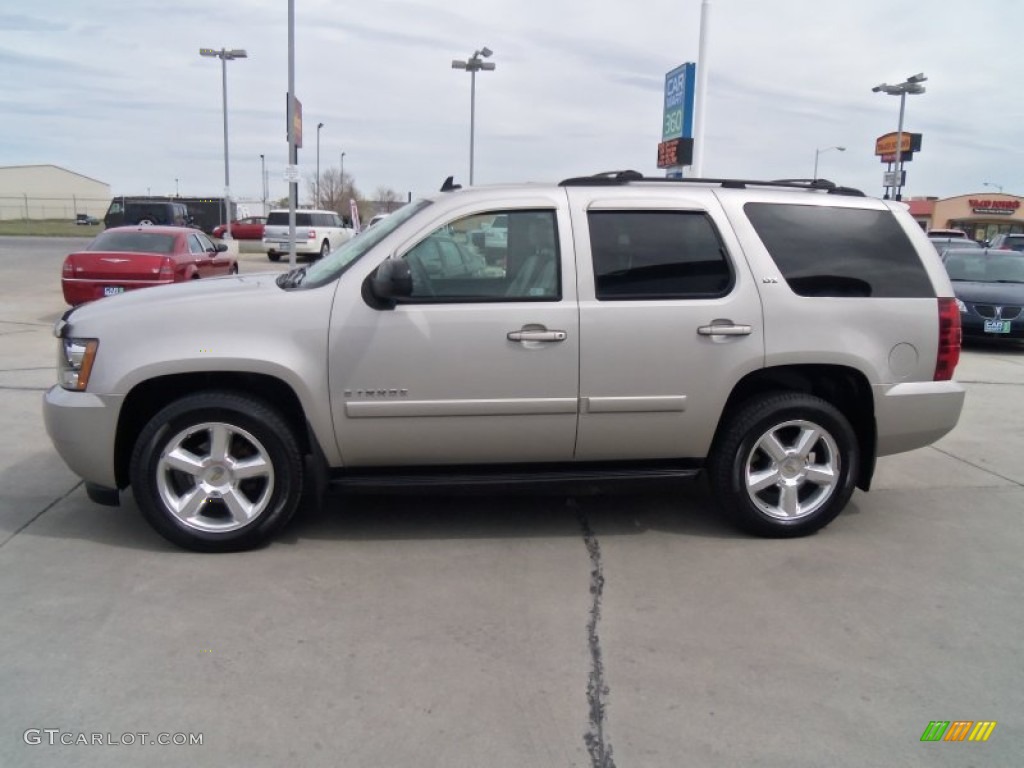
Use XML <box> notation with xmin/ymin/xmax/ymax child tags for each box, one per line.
<box><xmin>588</xmin><ymin>210</ymin><xmax>732</xmax><ymax>300</ymax></box>
<box><xmin>187</xmin><ymin>234</ymin><xmax>206</xmax><ymax>254</ymax></box>
<box><xmin>401</xmin><ymin>210</ymin><xmax>560</xmax><ymax>302</ymax></box>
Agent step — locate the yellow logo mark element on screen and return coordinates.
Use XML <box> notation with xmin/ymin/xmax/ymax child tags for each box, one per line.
<box><xmin>968</xmin><ymin>721</ymin><xmax>997</xmax><ymax>742</ymax></box>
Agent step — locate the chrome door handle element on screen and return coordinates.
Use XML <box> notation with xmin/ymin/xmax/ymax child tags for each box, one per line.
<box><xmin>507</xmin><ymin>330</ymin><xmax>567</xmax><ymax>342</ymax></box>
<box><xmin>697</xmin><ymin>323</ymin><xmax>753</xmax><ymax>336</ymax></box>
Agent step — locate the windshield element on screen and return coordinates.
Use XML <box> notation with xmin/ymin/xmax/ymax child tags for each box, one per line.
<box><xmin>944</xmin><ymin>253</ymin><xmax>1024</xmax><ymax>283</ymax></box>
<box><xmin>87</xmin><ymin>231</ymin><xmax>176</xmax><ymax>253</ymax></box>
<box><xmin>289</xmin><ymin>199</ymin><xmax>433</xmax><ymax>290</ymax></box>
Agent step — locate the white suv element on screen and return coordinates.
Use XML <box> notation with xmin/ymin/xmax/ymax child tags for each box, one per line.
<box><xmin>262</xmin><ymin>208</ymin><xmax>353</xmax><ymax>261</ymax></box>
<box><xmin>44</xmin><ymin>172</ymin><xmax>965</xmax><ymax>551</ymax></box>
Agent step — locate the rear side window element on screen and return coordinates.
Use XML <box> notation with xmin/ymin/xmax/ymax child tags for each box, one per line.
<box><xmin>588</xmin><ymin>210</ymin><xmax>732</xmax><ymax>300</ymax></box>
<box><xmin>744</xmin><ymin>203</ymin><xmax>935</xmax><ymax>298</ymax></box>
<box><xmin>266</xmin><ymin>212</ymin><xmax>314</xmax><ymax>226</ymax></box>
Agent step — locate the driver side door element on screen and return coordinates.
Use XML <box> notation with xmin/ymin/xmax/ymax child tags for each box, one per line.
<box><xmin>327</xmin><ymin>199</ymin><xmax>580</xmax><ymax>466</ymax></box>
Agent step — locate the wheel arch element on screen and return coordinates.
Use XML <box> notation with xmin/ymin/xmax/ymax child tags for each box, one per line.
<box><xmin>713</xmin><ymin>364</ymin><xmax>876</xmax><ymax>490</ymax></box>
<box><xmin>114</xmin><ymin>372</ymin><xmax>315</xmax><ymax>489</ymax></box>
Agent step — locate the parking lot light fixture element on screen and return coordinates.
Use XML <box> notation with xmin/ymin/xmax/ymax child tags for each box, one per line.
<box><xmin>983</xmin><ymin>182</ymin><xmax>1004</xmax><ymax>194</ymax></box>
<box><xmin>316</xmin><ymin>122</ymin><xmax>324</xmax><ymax>208</ymax></box>
<box><xmin>199</xmin><ymin>47</ymin><xmax>248</xmax><ymax>239</ymax></box>
<box><xmin>872</xmin><ymin>73</ymin><xmax>926</xmax><ymax>201</ymax></box>
<box><xmin>451</xmin><ymin>46</ymin><xmax>495</xmax><ymax>185</ymax></box>
<box><xmin>813</xmin><ymin>146</ymin><xmax>845</xmax><ymax>179</ymax></box>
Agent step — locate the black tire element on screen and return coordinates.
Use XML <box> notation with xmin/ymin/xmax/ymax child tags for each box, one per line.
<box><xmin>268</xmin><ymin>251</ymin><xmax>281</xmax><ymax>262</ymax></box>
<box><xmin>129</xmin><ymin>392</ymin><xmax>304</xmax><ymax>552</ymax></box>
<box><xmin>319</xmin><ymin>240</ymin><xmax>330</xmax><ymax>260</ymax></box>
<box><xmin>229</xmin><ymin>264</ymin><xmax>239</xmax><ymax>275</ymax></box>
<box><xmin>707</xmin><ymin>392</ymin><xmax>858</xmax><ymax>538</ymax></box>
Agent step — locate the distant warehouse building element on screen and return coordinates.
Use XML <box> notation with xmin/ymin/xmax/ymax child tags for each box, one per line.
<box><xmin>0</xmin><ymin>164</ymin><xmax>111</xmax><ymax>221</ymax></box>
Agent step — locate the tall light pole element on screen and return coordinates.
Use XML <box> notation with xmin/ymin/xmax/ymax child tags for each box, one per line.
<box><xmin>316</xmin><ymin>122</ymin><xmax>324</xmax><ymax>208</ymax></box>
<box><xmin>339</xmin><ymin>151</ymin><xmax>346</xmax><ymax>210</ymax></box>
<box><xmin>259</xmin><ymin>154</ymin><xmax>267</xmax><ymax>215</ymax></box>
<box><xmin>175</xmin><ymin>178</ymin><xmax>179</xmax><ymax>197</ymax></box>
<box><xmin>813</xmin><ymin>145</ymin><xmax>845</xmax><ymax>179</ymax></box>
<box><xmin>451</xmin><ymin>46</ymin><xmax>495</xmax><ymax>185</ymax></box>
<box><xmin>872</xmin><ymin>72</ymin><xmax>926</xmax><ymax>201</ymax></box>
<box><xmin>692</xmin><ymin>0</ymin><xmax>711</xmax><ymax>176</ymax></box>
<box><xmin>200</xmin><ymin>47</ymin><xmax>248</xmax><ymax>239</ymax></box>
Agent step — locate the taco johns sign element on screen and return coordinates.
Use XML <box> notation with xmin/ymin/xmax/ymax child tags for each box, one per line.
<box><xmin>969</xmin><ymin>199</ymin><xmax>1020</xmax><ymax>215</ymax></box>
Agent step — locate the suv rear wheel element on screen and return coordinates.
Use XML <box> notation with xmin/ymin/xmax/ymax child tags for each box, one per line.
<box><xmin>708</xmin><ymin>393</ymin><xmax>858</xmax><ymax>537</ymax></box>
<box><xmin>129</xmin><ymin>392</ymin><xmax>304</xmax><ymax>552</ymax></box>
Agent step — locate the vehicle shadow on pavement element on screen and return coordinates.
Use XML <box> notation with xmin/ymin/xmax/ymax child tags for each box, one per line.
<box><xmin>8</xmin><ymin>469</ymin><xmax>746</xmax><ymax>553</ymax></box>
<box><xmin>281</xmin><ymin>480</ymin><xmax>743</xmax><ymax>545</ymax></box>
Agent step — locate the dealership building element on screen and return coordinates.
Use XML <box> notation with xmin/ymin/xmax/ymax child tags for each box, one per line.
<box><xmin>0</xmin><ymin>164</ymin><xmax>111</xmax><ymax>221</ymax></box>
<box><xmin>907</xmin><ymin>193</ymin><xmax>1024</xmax><ymax>242</ymax></box>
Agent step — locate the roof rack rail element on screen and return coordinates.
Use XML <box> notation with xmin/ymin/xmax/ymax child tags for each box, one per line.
<box><xmin>558</xmin><ymin>172</ymin><xmax>864</xmax><ymax>197</ymax></box>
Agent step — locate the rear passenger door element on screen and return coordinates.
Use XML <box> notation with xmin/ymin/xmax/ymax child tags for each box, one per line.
<box><xmin>568</xmin><ymin>190</ymin><xmax>766</xmax><ymax>461</ymax></box>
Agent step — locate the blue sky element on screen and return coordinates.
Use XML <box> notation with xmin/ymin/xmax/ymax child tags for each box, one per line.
<box><xmin>2</xmin><ymin>0</ymin><xmax>1022</xmax><ymax>204</ymax></box>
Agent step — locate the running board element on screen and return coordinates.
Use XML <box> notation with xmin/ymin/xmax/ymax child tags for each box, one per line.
<box><xmin>329</xmin><ymin>461</ymin><xmax>702</xmax><ymax>494</ymax></box>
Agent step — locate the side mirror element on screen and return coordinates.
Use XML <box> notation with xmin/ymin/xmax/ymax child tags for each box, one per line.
<box><xmin>370</xmin><ymin>259</ymin><xmax>413</xmax><ymax>304</ymax></box>
<box><xmin>215</xmin><ymin>243</ymin><xmax>228</xmax><ymax>253</ymax></box>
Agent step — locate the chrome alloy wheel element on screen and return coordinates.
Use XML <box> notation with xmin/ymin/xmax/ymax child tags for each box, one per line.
<box><xmin>743</xmin><ymin>419</ymin><xmax>839</xmax><ymax>521</ymax></box>
<box><xmin>155</xmin><ymin>422</ymin><xmax>275</xmax><ymax>533</ymax></box>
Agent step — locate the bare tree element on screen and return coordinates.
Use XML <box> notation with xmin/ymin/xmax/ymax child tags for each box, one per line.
<box><xmin>374</xmin><ymin>186</ymin><xmax>401</xmax><ymax>213</ymax></box>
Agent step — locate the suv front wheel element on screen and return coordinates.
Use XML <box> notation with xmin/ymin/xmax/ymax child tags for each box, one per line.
<box><xmin>129</xmin><ymin>392</ymin><xmax>304</xmax><ymax>551</ymax></box>
<box><xmin>708</xmin><ymin>393</ymin><xmax>858</xmax><ymax>538</ymax></box>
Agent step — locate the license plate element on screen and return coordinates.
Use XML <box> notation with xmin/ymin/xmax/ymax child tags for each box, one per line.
<box><xmin>103</xmin><ymin>286</ymin><xmax>124</xmax><ymax>297</ymax></box>
<box><xmin>984</xmin><ymin>319</ymin><xmax>1010</xmax><ymax>334</ymax></box>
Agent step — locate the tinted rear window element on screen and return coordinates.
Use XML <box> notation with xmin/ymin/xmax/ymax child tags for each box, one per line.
<box><xmin>267</xmin><ymin>212</ymin><xmax>313</xmax><ymax>226</ymax></box>
<box><xmin>744</xmin><ymin>203</ymin><xmax>934</xmax><ymax>298</ymax></box>
<box><xmin>88</xmin><ymin>231</ymin><xmax>176</xmax><ymax>253</ymax></box>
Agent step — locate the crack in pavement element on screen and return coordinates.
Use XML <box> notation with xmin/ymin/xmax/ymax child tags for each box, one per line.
<box><xmin>0</xmin><ymin>480</ymin><xmax>83</xmax><ymax>549</ymax></box>
<box><xmin>930</xmin><ymin>445</ymin><xmax>1024</xmax><ymax>487</ymax></box>
<box><xmin>572</xmin><ymin>498</ymin><xmax>617</xmax><ymax>768</ymax></box>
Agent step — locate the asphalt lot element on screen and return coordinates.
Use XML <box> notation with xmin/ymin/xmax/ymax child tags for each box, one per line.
<box><xmin>1</xmin><ymin>234</ymin><xmax>1022</xmax><ymax>767</ymax></box>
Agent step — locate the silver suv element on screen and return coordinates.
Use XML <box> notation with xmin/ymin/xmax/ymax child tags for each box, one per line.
<box><xmin>43</xmin><ymin>172</ymin><xmax>966</xmax><ymax>551</ymax></box>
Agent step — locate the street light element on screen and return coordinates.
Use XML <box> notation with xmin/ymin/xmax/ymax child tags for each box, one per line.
<box><xmin>316</xmin><ymin>122</ymin><xmax>324</xmax><ymax>208</ymax></box>
<box><xmin>451</xmin><ymin>46</ymin><xmax>495</xmax><ymax>185</ymax></box>
<box><xmin>199</xmin><ymin>46</ymin><xmax>248</xmax><ymax>239</ymax></box>
<box><xmin>813</xmin><ymin>146</ymin><xmax>845</xmax><ymax>179</ymax></box>
<box><xmin>872</xmin><ymin>72</ymin><xmax>926</xmax><ymax>201</ymax></box>
<box><xmin>260</xmin><ymin>154</ymin><xmax>267</xmax><ymax>215</ymax></box>
<box><xmin>983</xmin><ymin>182</ymin><xmax>1004</xmax><ymax>194</ymax></box>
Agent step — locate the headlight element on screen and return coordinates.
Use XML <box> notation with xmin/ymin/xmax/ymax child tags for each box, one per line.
<box><xmin>58</xmin><ymin>338</ymin><xmax>99</xmax><ymax>391</ymax></box>
<box><xmin>955</xmin><ymin>298</ymin><xmax>967</xmax><ymax>314</ymax></box>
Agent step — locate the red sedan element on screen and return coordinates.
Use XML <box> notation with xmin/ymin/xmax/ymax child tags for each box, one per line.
<box><xmin>61</xmin><ymin>226</ymin><xmax>238</xmax><ymax>306</ymax></box>
<box><xmin>212</xmin><ymin>216</ymin><xmax>266</xmax><ymax>240</ymax></box>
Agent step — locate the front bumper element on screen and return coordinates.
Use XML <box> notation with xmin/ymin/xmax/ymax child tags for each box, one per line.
<box><xmin>874</xmin><ymin>380</ymin><xmax>966</xmax><ymax>456</ymax></box>
<box><xmin>43</xmin><ymin>386</ymin><xmax>124</xmax><ymax>489</ymax></box>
